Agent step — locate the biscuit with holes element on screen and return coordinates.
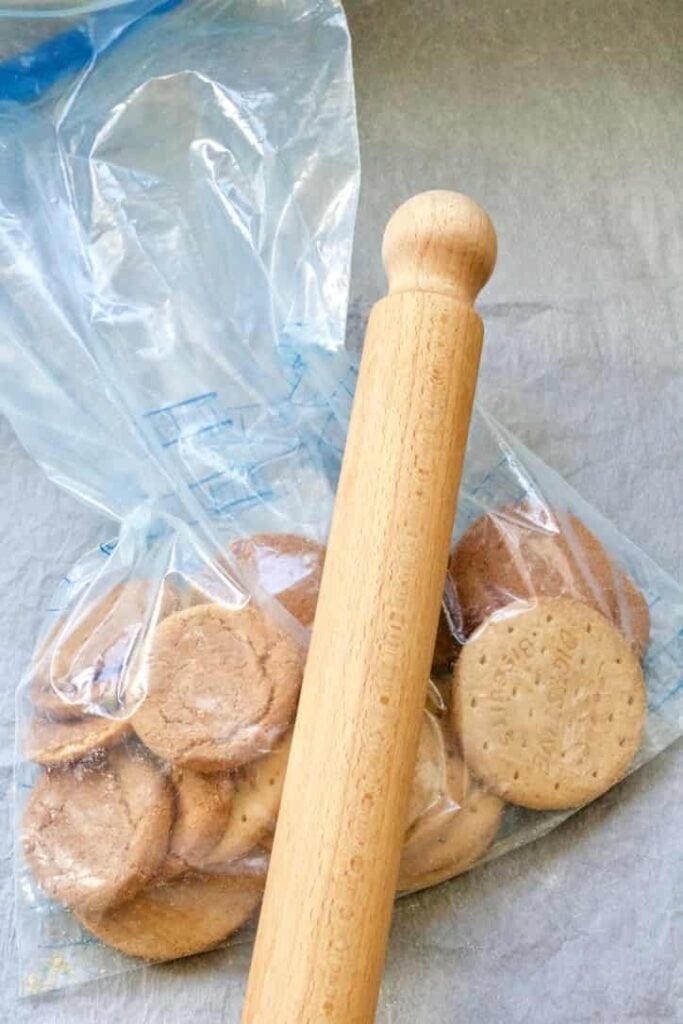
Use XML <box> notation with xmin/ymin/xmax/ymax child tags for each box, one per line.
<box><xmin>230</xmin><ymin>533</ymin><xmax>326</xmax><ymax>627</ymax></box>
<box><xmin>133</xmin><ymin>604</ymin><xmax>303</xmax><ymax>772</ymax></box>
<box><xmin>158</xmin><ymin>768</ymin><xmax>235</xmax><ymax>881</ymax></box>
<box><xmin>399</xmin><ymin>721</ymin><xmax>503</xmax><ymax>892</ymax></box>
<box><xmin>453</xmin><ymin>598</ymin><xmax>646</xmax><ymax>810</ymax></box>
<box><xmin>25</xmin><ymin>714</ymin><xmax>132</xmax><ymax>767</ymax></box>
<box><xmin>450</xmin><ymin>505</ymin><xmax>649</xmax><ymax>654</ymax></box>
<box><xmin>76</xmin><ymin>872</ymin><xmax>263</xmax><ymax>960</ymax></box>
<box><xmin>195</xmin><ymin>736</ymin><xmax>291</xmax><ymax>869</ymax></box>
<box><xmin>23</xmin><ymin>745</ymin><xmax>173</xmax><ymax>913</ymax></box>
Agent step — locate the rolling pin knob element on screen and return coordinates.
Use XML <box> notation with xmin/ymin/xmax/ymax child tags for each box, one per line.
<box><xmin>383</xmin><ymin>190</ymin><xmax>497</xmax><ymax>304</ymax></box>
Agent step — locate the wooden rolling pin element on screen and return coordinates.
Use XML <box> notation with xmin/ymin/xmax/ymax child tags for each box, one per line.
<box><xmin>242</xmin><ymin>191</ymin><xmax>497</xmax><ymax>1024</ymax></box>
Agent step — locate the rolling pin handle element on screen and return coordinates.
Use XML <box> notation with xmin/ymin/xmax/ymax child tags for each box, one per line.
<box><xmin>383</xmin><ymin>190</ymin><xmax>497</xmax><ymax>303</ymax></box>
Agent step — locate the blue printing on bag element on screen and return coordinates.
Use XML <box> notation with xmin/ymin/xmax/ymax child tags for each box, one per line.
<box><xmin>0</xmin><ymin>0</ymin><xmax>183</xmax><ymax>104</ymax></box>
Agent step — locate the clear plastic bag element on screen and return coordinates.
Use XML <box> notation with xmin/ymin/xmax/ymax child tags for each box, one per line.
<box><xmin>1</xmin><ymin>0</ymin><xmax>359</xmax><ymax>993</ymax></box>
<box><xmin>3</xmin><ymin>0</ymin><xmax>683</xmax><ymax>1001</ymax></box>
<box><xmin>329</xmin><ymin>402</ymin><xmax>683</xmax><ymax>897</ymax></box>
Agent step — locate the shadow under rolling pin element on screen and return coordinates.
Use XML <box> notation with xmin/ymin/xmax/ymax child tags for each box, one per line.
<box><xmin>243</xmin><ymin>190</ymin><xmax>497</xmax><ymax>1024</ymax></box>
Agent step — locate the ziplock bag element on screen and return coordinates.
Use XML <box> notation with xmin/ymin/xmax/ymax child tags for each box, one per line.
<box><xmin>2</xmin><ymin>0</ymin><xmax>683</xmax><ymax>999</ymax></box>
<box><xmin>1</xmin><ymin>0</ymin><xmax>359</xmax><ymax>993</ymax></box>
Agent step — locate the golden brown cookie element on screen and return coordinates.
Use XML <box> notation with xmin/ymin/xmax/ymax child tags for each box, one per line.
<box><xmin>449</xmin><ymin>505</ymin><xmax>649</xmax><ymax>654</ymax></box>
<box><xmin>159</xmin><ymin>768</ymin><xmax>235</xmax><ymax>881</ymax></box>
<box><xmin>133</xmin><ymin>604</ymin><xmax>303</xmax><ymax>772</ymax></box>
<box><xmin>76</xmin><ymin>872</ymin><xmax>263</xmax><ymax>960</ymax></box>
<box><xmin>230</xmin><ymin>533</ymin><xmax>326</xmax><ymax>628</ymax></box>
<box><xmin>453</xmin><ymin>598</ymin><xmax>646</xmax><ymax>810</ymax></box>
<box><xmin>30</xmin><ymin>580</ymin><xmax>180</xmax><ymax>720</ymax></box>
<box><xmin>196</xmin><ymin>736</ymin><xmax>291</xmax><ymax>869</ymax></box>
<box><xmin>406</xmin><ymin>712</ymin><xmax>447</xmax><ymax>829</ymax></box>
<box><xmin>25</xmin><ymin>714</ymin><xmax>132</xmax><ymax>767</ymax></box>
<box><xmin>23</xmin><ymin>746</ymin><xmax>173</xmax><ymax>913</ymax></box>
<box><xmin>398</xmin><ymin>723</ymin><xmax>503</xmax><ymax>893</ymax></box>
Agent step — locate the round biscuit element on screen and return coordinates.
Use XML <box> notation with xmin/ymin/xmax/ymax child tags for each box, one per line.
<box><xmin>196</xmin><ymin>735</ymin><xmax>291</xmax><ymax>869</ymax></box>
<box><xmin>159</xmin><ymin>768</ymin><xmax>235</xmax><ymax>881</ymax></box>
<box><xmin>399</xmin><ymin>724</ymin><xmax>503</xmax><ymax>892</ymax></box>
<box><xmin>453</xmin><ymin>598</ymin><xmax>646</xmax><ymax>810</ymax></box>
<box><xmin>25</xmin><ymin>714</ymin><xmax>132</xmax><ymax>767</ymax></box>
<box><xmin>450</xmin><ymin>505</ymin><xmax>649</xmax><ymax>654</ymax></box>
<box><xmin>76</xmin><ymin>872</ymin><xmax>263</xmax><ymax>961</ymax></box>
<box><xmin>230</xmin><ymin>533</ymin><xmax>326</xmax><ymax>628</ymax></box>
<box><xmin>132</xmin><ymin>604</ymin><xmax>303</xmax><ymax>772</ymax></box>
<box><xmin>22</xmin><ymin>745</ymin><xmax>173</xmax><ymax>913</ymax></box>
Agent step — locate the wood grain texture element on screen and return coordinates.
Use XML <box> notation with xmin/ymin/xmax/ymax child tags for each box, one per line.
<box><xmin>243</xmin><ymin>191</ymin><xmax>496</xmax><ymax>1024</ymax></box>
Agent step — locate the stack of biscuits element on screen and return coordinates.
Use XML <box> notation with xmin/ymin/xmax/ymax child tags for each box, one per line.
<box><xmin>21</xmin><ymin>509</ymin><xmax>649</xmax><ymax>961</ymax></box>
<box><xmin>446</xmin><ymin>503</ymin><xmax>648</xmax><ymax>814</ymax></box>
<box><xmin>22</xmin><ymin>535</ymin><xmax>322</xmax><ymax>961</ymax></box>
